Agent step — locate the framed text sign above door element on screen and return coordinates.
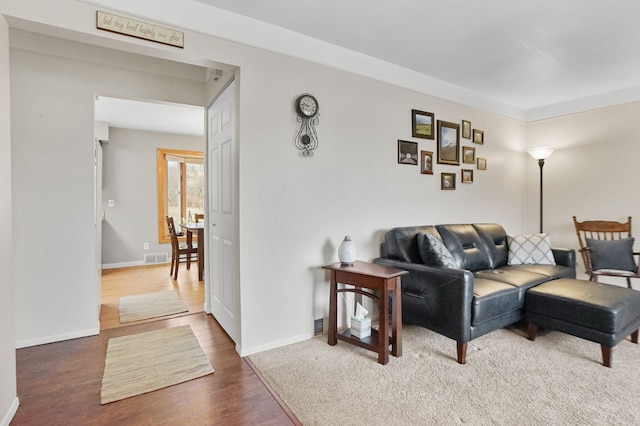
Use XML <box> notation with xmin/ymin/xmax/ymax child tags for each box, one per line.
<box><xmin>96</xmin><ymin>11</ymin><xmax>184</xmax><ymax>48</ymax></box>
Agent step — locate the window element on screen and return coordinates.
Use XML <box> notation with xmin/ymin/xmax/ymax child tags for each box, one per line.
<box><xmin>157</xmin><ymin>148</ymin><xmax>205</xmax><ymax>243</ymax></box>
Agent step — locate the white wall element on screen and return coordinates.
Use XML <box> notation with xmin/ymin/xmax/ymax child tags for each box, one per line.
<box><xmin>527</xmin><ymin>101</ymin><xmax>640</xmax><ymax>284</ymax></box>
<box><xmin>101</xmin><ymin>128</ymin><xmax>204</xmax><ymax>266</ymax></box>
<box><xmin>0</xmin><ymin>13</ymin><xmax>18</xmax><ymax>426</ymax></box>
<box><xmin>9</xmin><ymin>30</ymin><xmax>208</xmax><ymax>347</ymax></box>
<box><xmin>3</xmin><ymin>0</ymin><xmax>531</xmax><ymax>356</ymax></box>
<box><xmin>236</xmin><ymin>51</ymin><xmax>530</xmax><ymax>353</ymax></box>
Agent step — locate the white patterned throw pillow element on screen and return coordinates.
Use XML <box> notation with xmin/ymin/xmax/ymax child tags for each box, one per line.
<box><xmin>507</xmin><ymin>234</ymin><xmax>556</xmax><ymax>265</ymax></box>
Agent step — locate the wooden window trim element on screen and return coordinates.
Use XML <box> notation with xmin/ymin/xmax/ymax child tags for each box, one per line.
<box><xmin>157</xmin><ymin>148</ymin><xmax>205</xmax><ymax>244</ymax></box>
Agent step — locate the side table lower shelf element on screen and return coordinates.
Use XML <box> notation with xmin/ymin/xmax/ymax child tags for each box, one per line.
<box><xmin>337</xmin><ymin>328</ymin><xmax>382</xmax><ymax>352</ymax></box>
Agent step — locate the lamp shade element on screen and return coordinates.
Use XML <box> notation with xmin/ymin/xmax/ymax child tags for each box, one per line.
<box><xmin>527</xmin><ymin>147</ymin><xmax>555</xmax><ymax>160</ymax></box>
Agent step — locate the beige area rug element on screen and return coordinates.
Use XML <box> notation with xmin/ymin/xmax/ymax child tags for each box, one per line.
<box><xmin>119</xmin><ymin>290</ymin><xmax>188</xmax><ymax>323</ymax></box>
<box><xmin>249</xmin><ymin>325</ymin><xmax>640</xmax><ymax>425</ymax></box>
<box><xmin>101</xmin><ymin>325</ymin><xmax>214</xmax><ymax>404</ymax></box>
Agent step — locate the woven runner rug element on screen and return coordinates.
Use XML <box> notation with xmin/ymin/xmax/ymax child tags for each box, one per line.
<box><xmin>101</xmin><ymin>325</ymin><xmax>214</xmax><ymax>404</ymax></box>
<box><xmin>119</xmin><ymin>290</ymin><xmax>188</xmax><ymax>323</ymax></box>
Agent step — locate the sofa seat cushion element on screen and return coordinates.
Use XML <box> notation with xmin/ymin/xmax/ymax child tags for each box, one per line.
<box><xmin>507</xmin><ymin>264</ymin><xmax>575</xmax><ymax>280</ymax></box>
<box><xmin>475</xmin><ymin>267</ymin><xmax>549</xmax><ymax>289</ymax></box>
<box><xmin>472</xmin><ymin>278</ymin><xmax>522</xmax><ymax>326</ymax></box>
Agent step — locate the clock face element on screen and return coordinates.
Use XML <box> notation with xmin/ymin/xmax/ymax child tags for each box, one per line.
<box><xmin>296</xmin><ymin>94</ymin><xmax>318</xmax><ymax>117</ymax></box>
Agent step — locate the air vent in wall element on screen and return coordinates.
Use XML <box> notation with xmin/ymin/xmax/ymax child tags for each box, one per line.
<box><xmin>144</xmin><ymin>253</ymin><xmax>169</xmax><ymax>265</ymax></box>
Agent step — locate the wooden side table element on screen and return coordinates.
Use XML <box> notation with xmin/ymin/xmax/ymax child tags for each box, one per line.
<box><xmin>323</xmin><ymin>260</ymin><xmax>408</xmax><ymax>365</ymax></box>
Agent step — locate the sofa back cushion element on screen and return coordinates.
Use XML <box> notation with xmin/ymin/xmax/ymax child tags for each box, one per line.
<box><xmin>380</xmin><ymin>225</ymin><xmax>441</xmax><ymax>263</ymax></box>
<box><xmin>436</xmin><ymin>224</ymin><xmax>496</xmax><ymax>271</ymax></box>
<box><xmin>473</xmin><ymin>223</ymin><xmax>509</xmax><ymax>268</ymax></box>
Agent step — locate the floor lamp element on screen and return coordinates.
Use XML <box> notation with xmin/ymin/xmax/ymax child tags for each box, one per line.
<box><xmin>527</xmin><ymin>147</ymin><xmax>555</xmax><ymax>233</ymax></box>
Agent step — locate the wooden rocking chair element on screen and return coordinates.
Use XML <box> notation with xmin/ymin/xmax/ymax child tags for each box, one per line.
<box><xmin>573</xmin><ymin>216</ymin><xmax>640</xmax><ymax>288</ymax></box>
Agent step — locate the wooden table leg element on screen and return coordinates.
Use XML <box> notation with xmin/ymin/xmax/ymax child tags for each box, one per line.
<box><xmin>378</xmin><ymin>281</ymin><xmax>390</xmax><ymax>365</ymax></box>
<box><xmin>197</xmin><ymin>228</ymin><xmax>204</xmax><ymax>281</ymax></box>
<box><xmin>185</xmin><ymin>230</ymin><xmax>193</xmax><ymax>269</ymax></box>
<box><xmin>391</xmin><ymin>277</ymin><xmax>402</xmax><ymax>357</ymax></box>
<box><xmin>328</xmin><ymin>271</ymin><xmax>337</xmax><ymax>346</ymax></box>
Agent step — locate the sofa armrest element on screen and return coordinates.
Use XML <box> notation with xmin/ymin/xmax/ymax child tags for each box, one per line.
<box><xmin>373</xmin><ymin>258</ymin><xmax>474</xmax><ymax>343</ymax></box>
<box><xmin>551</xmin><ymin>247</ymin><xmax>576</xmax><ymax>268</ymax></box>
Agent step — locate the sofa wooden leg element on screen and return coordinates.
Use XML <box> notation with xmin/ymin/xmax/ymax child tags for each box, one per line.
<box><xmin>601</xmin><ymin>345</ymin><xmax>612</xmax><ymax>367</ymax></box>
<box><xmin>457</xmin><ymin>342</ymin><xmax>467</xmax><ymax>364</ymax></box>
<box><xmin>526</xmin><ymin>322</ymin><xmax>538</xmax><ymax>341</ymax></box>
<box><xmin>631</xmin><ymin>329</ymin><xmax>639</xmax><ymax>344</ymax></box>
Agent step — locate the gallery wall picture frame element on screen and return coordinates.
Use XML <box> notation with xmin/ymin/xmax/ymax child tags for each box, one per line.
<box><xmin>462</xmin><ymin>146</ymin><xmax>476</xmax><ymax>164</ymax></box>
<box><xmin>420</xmin><ymin>150</ymin><xmax>434</xmax><ymax>175</ymax></box>
<box><xmin>462</xmin><ymin>169</ymin><xmax>474</xmax><ymax>183</ymax></box>
<box><xmin>441</xmin><ymin>172</ymin><xmax>456</xmax><ymax>190</ymax></box>
<box><xmin>473</xmin><ymin>129</ymin><xmax>484</xmax><ymax>144</ymax></box>
<box><xmin>411</xmin><ymin>109</ymin><xmax>435</xmax><ymax>139</ymax></box>
<box><xmin>477</xmin><ymin>157</ymin><xmax>487</xmax><ymax>170</ymax></box>
<box><xmin>462</xmin><ymin>120</ymin><xmax>471</xmax><ymax>139</ymax></box>
<box><xmin>436</xmin><ymin>120</ymin><xmax>460</xmax><ymax>165</ymax></box>
<box><xmin>397</xmin><ymin>140</ymin><xmax>418</xmax><ymax>165</ymax></box>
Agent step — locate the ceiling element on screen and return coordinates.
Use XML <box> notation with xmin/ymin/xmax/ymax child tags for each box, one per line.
<box><xmin>95</xmin><ymin>96</ymin><xmax>204</xmax><ymax>137</ymax></box>
<box><xmin>195</xmin><ymin>0</ymin><xmax>640</xmax><ymax>118</ymax></box>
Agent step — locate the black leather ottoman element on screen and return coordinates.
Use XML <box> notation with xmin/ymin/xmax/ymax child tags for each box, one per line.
<box><xmin>525</xmin><ymin>278</ymin><xmax>640</xmax><ymax>367</ymax></box>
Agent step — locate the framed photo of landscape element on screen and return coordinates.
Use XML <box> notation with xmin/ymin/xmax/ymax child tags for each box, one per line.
<box><xmin>462</xmin><ymin>169</ymin><xmax>474</xmax><ymax>183</ymax></box>
<box><xmin>397</xmin><ymin>140</ymin><xmax>418</xmax><ymax>165</ymax></box>
<box><xmin>437</xmin><ymin>120</ymin><xmax>460</xmax><ymax>165</ymax></box>
<box><xmin>473</xmin><ymin>129</ymin><xmax>484</xmax><ymax>144</ymax></box>
<box><xmin>411</xmin><ymin>109</ymin><xmax>435</xmax><ymax>140</ymax></box>
<box><xmin>477</xmin><ymin>157</ymin><xmax>487</xmax><ymax>170</ymax></box>
<box><xmin>462</xmin><ymin>120</ymin><xmax>471</xmax><ymax>139</ymax></box>
<box><xmin>420</xmin><ymin>150</ymin><xmax>434</xmax><ymax>174</ymax></box>
<box><xmin>441</xmin><ymin>172</ymin><xmax>456</xmax><ymax>190</ymax></box>
<box><xmin>462</xmin><ymin>146</ymin><xmax>476</xmax><ymax>164</ymax></box>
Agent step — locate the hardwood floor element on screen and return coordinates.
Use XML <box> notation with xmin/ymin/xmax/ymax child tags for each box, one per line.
<box><xmin>12</xmin><ymin>265</ymin><xmax>300</xmax><ymax>425</ymax></box>
<box><xmin>100</xmin><ymin>264</ymin><xmax>205</xmax><ymax>330</ymax></box>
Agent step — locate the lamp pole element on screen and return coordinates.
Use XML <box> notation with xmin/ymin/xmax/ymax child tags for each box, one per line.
<box><xmin>537</xmin><ymin>158</ymin><xmax>545</xmax><ymax>233</ymax></box>
<box><xmin>527</xmin><ymin>147</ymin><xmax>554</xmax><ymax>234</ymax></box>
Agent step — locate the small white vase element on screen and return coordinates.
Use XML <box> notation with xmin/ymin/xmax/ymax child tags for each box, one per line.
<box><xmin>338</xmin><ymin>236</ymin><xmax>356</xmax><ymax>266</ymax></box>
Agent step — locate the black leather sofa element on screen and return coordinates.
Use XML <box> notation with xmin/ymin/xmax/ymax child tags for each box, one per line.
<box><xmin>374</xmin><ymin>223</ymin><xmax>576</xmax><ymax>364</ymax></box>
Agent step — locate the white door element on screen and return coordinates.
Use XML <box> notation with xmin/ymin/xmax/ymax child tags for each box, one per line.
<box><xmin>207</xmin><ymin>80</ymin><xmax>239</xmax><ymax>342</ymax></box>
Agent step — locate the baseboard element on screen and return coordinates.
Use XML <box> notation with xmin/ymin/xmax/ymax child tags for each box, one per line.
<box><xmin>239</xmin><ymin>331</ymin><xmax>313</xmax><ymax>357</ymax></box>
<box><xmin>1</xmin><ymin>397</ymin><xmax>19</xmax><ymax>426</ymax></box>
<box><xmin>16</xmin><ymin>326</ymin><xmax>100</xmax><ymax>349</ymax></box>
<box><xmin>102</xmin><ymin>261</ymin><xmax>144</xmax><ymax>270</ymax></box>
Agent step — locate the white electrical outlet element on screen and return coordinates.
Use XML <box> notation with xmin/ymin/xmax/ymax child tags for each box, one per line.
<box><xmin>144</xmin><ymin>242</ymin><xmax>149</xmax><ymax>250</ymax></box>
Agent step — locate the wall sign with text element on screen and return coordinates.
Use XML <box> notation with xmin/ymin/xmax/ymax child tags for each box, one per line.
<box><xmin>96</xmin><ymin>11</ymin><xmax>184</xmax><ymax>48</ymax></box>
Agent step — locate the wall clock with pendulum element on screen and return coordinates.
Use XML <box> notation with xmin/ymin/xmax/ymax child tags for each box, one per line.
<box><xmin>294</xmin><ymin>93</ymin><xmax>319</xmax><ymax>157</ymax></box>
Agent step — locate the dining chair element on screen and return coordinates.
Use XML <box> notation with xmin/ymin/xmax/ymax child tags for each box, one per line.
<box><xmin>166</xmin><ymin>216</ymin><xmax>198</xmax><ymax>280</ymax></box>
<box><xmin>573</xmin><ymin>216</ymin><xmax>639</xmax><ymax>288</ymax></box>
<box><xmin>195</xmin><ymin>213</ymin><xmax>204</xmax><ymax>223</ymax></box>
